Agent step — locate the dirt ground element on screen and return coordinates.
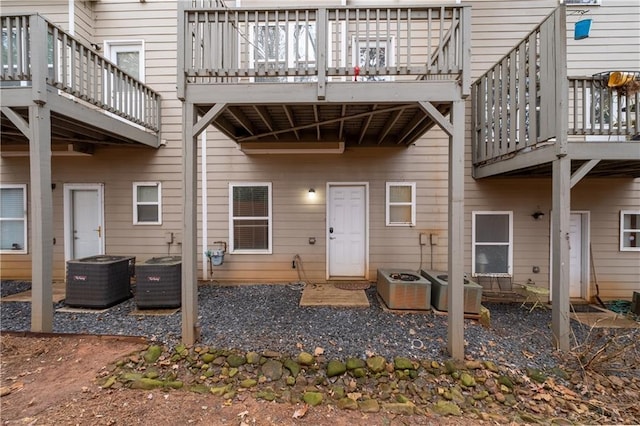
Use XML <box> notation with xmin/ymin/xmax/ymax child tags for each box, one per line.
<box><xmin>1</xmin><ymin>333</ymin><xmax>468</xmax><ymax>425</ymax></box>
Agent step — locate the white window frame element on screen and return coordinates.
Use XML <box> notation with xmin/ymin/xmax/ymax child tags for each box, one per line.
<box><xmin>248</xmin><ymin>23</ymin><xmax>317</xmax><ymax>82</ymax></box>
<box><xmin>620</xmin><ymin>210</ymin><xmax>640</xmax><ymax>251</ymax></box>
<box><xmin>133</xmin><ymin>182</ymin><xmax>162</xmax><ymax>225</ymax></box>
<box><xmin>472</xmin><ymin>211</ymin><xmax>513</xmax><ymax>277</ymax></box>
<box><xmin>103</xmin><ymin>40</ymin><xmax>145</xmax><ymax>120</ymax></box>
<box><xmin>104</xmin><ymin>40</ymin><xmax>145</xmax><ymax>82</ymax></box>
<box><xmin>351</xmin><ymin>35</ymin><xmax>395</xmax><ymax>82</ymax></box>
<box><xmin>386</xmin><ymin>182</ymin><xmax>416</xmax><ymax>227</ymax></box>
<box><xmin>0</xmin><ymin>184</ymin><xmax>27</xmax><ymax>254</ymax></box>
<box><xmin>229</xmin><ymin>182</ymin><xmax>273</xmax><ymax>254</ymax></box>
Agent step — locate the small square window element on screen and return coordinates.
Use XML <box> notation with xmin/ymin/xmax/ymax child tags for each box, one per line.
<box><xmin>620</xmin><ymin>210</ymin><xmax>640</xmax><ymax>251</ymax></box>
<box><xmin>133</xmin><ymin>182</ymin><xmax>161</xmax><ymax>225</ymax></box>
<box><xmin>0</xmin><ymin>184</ymin><xmax>27</xmax><ymax>253</ymax></box>
<box><xmin>386</xmin><ymin>182</ymin><xmax>416</xmax><ymax>226</ymax></box>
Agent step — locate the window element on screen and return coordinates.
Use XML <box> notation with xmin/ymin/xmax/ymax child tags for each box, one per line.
<box><xmin>104</xmin><ymin>41</ymin><xmax>145</xmax><ymax>117</ymax></box>
<box><xmin>352</xmin><ymin>36</ymin><xmax>395</xmax><ymax>81</ymax></box>
<box><xmin>472</xmin><ymin>211</ymin><xmax>513</xmax><ymax>276</ymax></box>
<box><xmin>229</xmin><ymin>183</ymin><xmax>272</xmax><ymax>253</ymax></box>
<box><xmin>0</xmin><ymin>184</ymin><xmax>27</xmax><ymax>253</ymax></box>
<box><xmin>133</xmin><ymin>182</ymin><xmax>161</xmax><ymax>225</ymax></box>
<box><xmin>620</xmin><ymin>210</ymin><xmax>640</xmax><ymax>251</ymax></box>
<box><xmin>251</xmin><ymin>23</ymin><xmax>317</xmax><ymax>82</ymax></box>
<box><xmin>386</xmin><ymin>182</ymin><xmax>416</xmax><ymax>226</ymax></box>
<box><xmin>105</xmin><ymin>41</ymin><xmax>145</xmax><ymax>82</ymax></box>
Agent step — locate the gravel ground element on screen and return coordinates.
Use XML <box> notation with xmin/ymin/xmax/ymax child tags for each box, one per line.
<box><xmin>1</xmin><ymin>280</ymin><xmax>637</xmax><ymax>372</ymax></box>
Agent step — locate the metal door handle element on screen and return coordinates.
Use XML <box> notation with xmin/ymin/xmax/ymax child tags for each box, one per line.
<box><xmin>329</xmin><ymin>236</ymin><xmax>336</xmax><ymax>240</ymax></box>
<box><xmin>94</xmin><ymin>225</ymin><xmax>101</xmax><ymax>238</ymax></box>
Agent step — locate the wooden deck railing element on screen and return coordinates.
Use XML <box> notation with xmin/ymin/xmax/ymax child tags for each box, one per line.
<box><xmin>179</xmin><ymin>3</ymin><xmax>470</xmax><ymax>95</ymax></box>
<box><xmin>1</xmin><ymin>14</ymin><xmax>161</xmax><ymax>132</ymax></box>
<box><xmin>472</xmin><ymin>8</ymin><xmax>563</xmax><ymax>165</ymax></box>
<box><xmin>569</xmin><ymin>75</ymin><xmax>640</xmax><ymax>138</ymax></box>
<box><xmin>472</xmin><ymin>6</ymin><xmax>639</xmax><ymax>166</ymax></box>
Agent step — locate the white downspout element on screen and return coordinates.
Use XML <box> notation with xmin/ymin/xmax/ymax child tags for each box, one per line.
<box><xmin>201</xmin><ymin>130</ymin><xmax>208</xmax><ymax>280</ymax></box>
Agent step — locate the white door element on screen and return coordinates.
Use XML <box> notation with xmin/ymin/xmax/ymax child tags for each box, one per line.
<box><xmin>64</xmin><ymin>184</ymin><xmax>105</xmax><ymax>260</ymax></box>
<box><xmin>569</xmin><ymin>213</ymin><xmax>583</xmax><ymax>298</ymax></box>
<box><xmin>549</xmin><ymin>211</ymin><xmax>589</xmax><ymax>301</ymax></box>
<box><xmin>327</xmin><ymin>184</ymin><xmax>367</xmax><ymax>278</ymax></box>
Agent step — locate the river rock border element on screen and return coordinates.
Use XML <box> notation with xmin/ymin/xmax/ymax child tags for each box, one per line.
<box><xmin>94</xmin><ymin>343</ymin><xmax>635</xmax><ymax>424</ymax></box>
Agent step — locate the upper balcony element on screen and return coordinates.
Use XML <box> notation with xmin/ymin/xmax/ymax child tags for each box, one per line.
<box><xmin>1</xmin><ymin>14</ymin><xmax>161</xmax><ymax>153</ymax></box>
<box><xmin>178</xmin><ymin>2</ymin><xmax>470</xmax><ymax>148</ymax></box>
<box><xmin>472</xmin><ymin>6</ymin><xmax>640</xmax><ymax>179</ymax></box>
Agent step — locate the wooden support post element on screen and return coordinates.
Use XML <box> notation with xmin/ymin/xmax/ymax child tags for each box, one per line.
<box><xmin>29</xmin><ymin>103</ymin><xmax>54</xmax><ymax>333</ymax></box>
<box><xmin>316</xmin><ymin>8</ymin><xmax>327</xmax><ymax>100</ymax></box>
<box><xmin>551</xmin><ymin>156</ymin><xmax>571</xmax><ymax>351</ymax></box>
<box><xmin>182</xmin><ymin>102</ymin><xmax>198</xmax><ymax>345</ymax></box>
<box><xmin>447</xmin><ymin>99</ymin><xmax>465</xmax><ymax>360</ymax></box>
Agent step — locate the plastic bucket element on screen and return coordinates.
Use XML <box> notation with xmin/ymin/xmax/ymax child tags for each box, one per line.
<box><xmin>212</xmin><ymin>250</ymin><xmax>224</xmax><ymax>266</ymax></box>
<box><xmin>574</xmin><ymin>19</ymin><xmax>592</xmax><ymax>40</ymax></box>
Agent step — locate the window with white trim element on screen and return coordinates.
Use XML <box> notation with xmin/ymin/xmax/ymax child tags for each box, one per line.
<box><xmin>104</xmin><ymin>40</ymin><xmax>145</xmax><ymax>117</ymax></box>
<box><xmin>229</xmin><ymin>183</ymin><xmax>272</xmax><ymax>253</ymax></box>
<box><xmin>105</xmin><ymin>40</ymin><xmax>145</xmax><ymax>82</ymax></box>
<box><xmin>620</xmin><ymin>210</ymin><xmax>640</xmax><ymax>251</ymax></box>
<box><xmin>472</xmin><ymin>211</ymin><xmax>513</xmax><ymax>276</ymax></box>
<box><xmin>352</xmin><ymin>36</ymin><xmax>395</xmax><ymax>81</ymax></box>
<box><xmin>250</xmin><ymin>23</ymin><xmax>317</xmax><ymax>82</ymax></box>
<box><xmin>0</xmin><ymin>184</ymin><xmax>27</xmax><ymax>253</ymax></box>
<box><xmin>386</xmin><ymin>182</ymin><xmax>416</xmax><ymax>226</ymax></box>
<box><xmin>133</xmin><ymin>182</ymin><xmax>161</xmax><ymax>225</ymax></box>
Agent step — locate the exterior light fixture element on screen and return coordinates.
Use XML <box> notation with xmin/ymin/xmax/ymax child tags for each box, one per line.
<box><xmin>308</xmin><ymin>188</ymin><xmax>316</xmax><ymax>200</ymax></box>
<box><xmin>532</xmin><ymin>210</ymin><xmax>545</xmax><ymax>220</ymax></box>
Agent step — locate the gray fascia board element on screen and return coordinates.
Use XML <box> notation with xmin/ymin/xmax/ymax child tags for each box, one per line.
<box><xmin>568</xmin><ymin>142</ymin><xmax>640</xmax><ymax>161</ymax></box>
<box><xmin>184</xmin><ymin>81</ymin><xmax>460</xmax><ymax>105</ymax></box>
<box><xmin>47</xmin><ymin>92</ymin><xmax>159</xmax><ymax>148</ymax></box>
<box><xmin>0</xmin><ymin>87</ymin><xmax>34</xmax><ymax>107</ymax></box>
<box><xmin>473</xmin><ymin>146</ymin><xmax>557</xmax><ymax>179</ymax></box>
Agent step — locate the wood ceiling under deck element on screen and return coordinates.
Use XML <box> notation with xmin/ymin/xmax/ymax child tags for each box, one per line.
<box><xmin>1</xmin><ymin>108</ymin><xmax>150</xmax><ymax>149</ymax></box>
<box><xmin>198</xmin><ymin>101</ymin><xmax>452</xmax><ymax>148</ymax></box>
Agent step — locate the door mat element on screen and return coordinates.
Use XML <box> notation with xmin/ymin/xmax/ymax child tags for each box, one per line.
<box><xmin>300</xmin><ymin>283</ymin><xmax>369</xmax><ymax>307</ymax></box>
<box><xmin>333</xmin><ymin>281</ymin><xmax>371</xmax><ymax>290</ymax></box>
<box><xmin>129</xmin><ymin>308</ymin><xmax>180</xmax><ymax>316</ymax></box>
<box><xmin>1</xmin><ymin>282</ymin><xmax>66</xmax><ymax>303</ymax></box>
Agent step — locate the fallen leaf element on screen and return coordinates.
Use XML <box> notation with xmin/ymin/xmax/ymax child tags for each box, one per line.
<box><xmin>296</xmin><ymin>342</ymin><xmax>303</xmax><ymax>350</ymax></box>
<box><xmin>314</xmin><ymin>347</ymin><xmax>324</xmax><ymax>356</ymax></box>
<box><xmin>238</xmin><ymin>410</ymin><xmax>249</xmax><ymax>419</ymax></box>
<box><xmin>533</xmin><ymin>393</ymin><xmax>553</xmax><ymax>401</ymax></box>
<box><xmin>293</xmin><ymin>404</ymin><xmax>308</xmax><ymax>419</ymax></box>
<box><xmin>347</xmin><ymin>392</ymin><xmax>362</xmax><ymax>401</ymax></box>
<box><xmin>409</xmin><ymin>328</ymin><xmax>416</xmax><ymax>335</ymax></box>
<box><xmin>522</xmin><ymin>350</ymin><xmax>534</xmax><ymax>359</ymax></box>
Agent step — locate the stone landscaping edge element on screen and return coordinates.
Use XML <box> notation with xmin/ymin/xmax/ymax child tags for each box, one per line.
<box><xmin>95</xmin><ymin>343</ymin><xmax>639</xmax><ymax>424</ymax></box>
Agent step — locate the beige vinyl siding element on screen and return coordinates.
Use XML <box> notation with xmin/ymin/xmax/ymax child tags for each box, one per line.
<box><xmin>573</xmin><ymin>180</ymin><xmax>640</xmax><ymax>299</ymax></box>
<box><xmin>566</xmin><ymin>1</ymin><xmax>640</xmax><ymax>75</ymax></box>
<box><xmin>0</xmin><ymin>1</ymin><xmax>68</xmax><ymax>26</ymax></box>
<box><xmin>72</xmin><ymin>0</ymin><xmax>95</xmax><ymax>45</ymax></box>
<box><xmin>200</xmin><ymin>128</ymin><xmax>451</xmax><ymax>282</ymax></box>
<box><xmin>466</xmin><ymin>0</ymin><xmax>640</xmax><ymax>299</ymax></box>
<box><xmin>1</xmin><ymin>0</ymin><xmax>637</xmax><ymax>298</ymax></box>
